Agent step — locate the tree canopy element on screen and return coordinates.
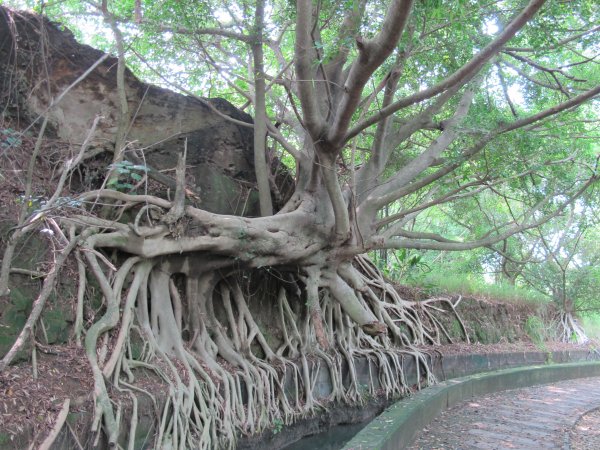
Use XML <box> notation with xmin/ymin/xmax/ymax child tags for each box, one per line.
<box><xmin>9</xmin><ymin>0</ymin><xmax>598</xmax><ymax>253</ymax></box>
<box><xmin>49</xmin><ymin>0</ymin><xmax>599</xmax><ymax>247</ymax></box>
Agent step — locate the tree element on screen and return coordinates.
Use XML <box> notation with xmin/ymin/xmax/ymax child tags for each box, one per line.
<box><xmin>0</xmin><ymin>0</ymin><xmax>599</xmax><ymax>447</ymax></box>
<box><xmin>505</xmin><ymin>203</ymin><xmax>600</xmax><ymax>343</ymax></box>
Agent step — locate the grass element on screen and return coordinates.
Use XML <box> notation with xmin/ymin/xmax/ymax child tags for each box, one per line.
<box><xmin>524</xmin><ymin>315</ymin><xmax>549</xmax><ymax>349</ymax></box>
<box><xmin>410</xmin><ymin>271</ymin><xmax>549</xmax><ymax>305</ymax></box>
<box><xmin>581</xmin><ymin>314</ymin><xmax>600</xmax><ymax>340</ymax></box>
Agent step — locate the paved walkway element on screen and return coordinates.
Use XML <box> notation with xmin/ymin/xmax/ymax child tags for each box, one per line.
<box><xmin>409</xmin><ymin>376</ymin><xmax>600</xmax><ymax>449</ymax></box>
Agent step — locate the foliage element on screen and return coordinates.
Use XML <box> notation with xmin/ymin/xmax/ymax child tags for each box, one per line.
<box><xmin>414</xmin><ymin>270</ymin><xmax>548</xmax><ymax>305</ymax></box>
<box><xmin>272</xmin><ymin>418</ymin><xmax>284</xmax><ymax>435</ymax></box>
<box><xmin>489</xmin><ymin>204</ymin><xmax>600</xmax><ymax>316</ymax></box>
<box><xmin>581</xmin><ymin>315</ymin><xmax>600</xmax><ymax>341</ymax></box>
<box><xmin>371</xmin><ymin>248</ymin><xmax>431</xmax><ymax>283</ymax></box>
<box><xmin>106</xmin><ymin>160</ymin><xmax>149</xmax><ymax>191</ymax></box>
<box><xmin>525</xmin><ymin>315</ymin><xmax>548</xmax><ymax>348</ymax></box>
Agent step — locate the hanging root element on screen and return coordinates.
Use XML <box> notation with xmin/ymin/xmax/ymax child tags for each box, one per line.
<box><xmin>0</xmin><ymin>224</ymin><xmax>88</xmax><ymax>371</ymax></box>
<box><xmin>61</xmin><ymin>247</ymin><xmax>468</xmax><ymax>448</ymax></box>
<box><xmin>39</xmin><ymin>399</ymin><xmax>71</xmax><ymax>450</ymax></box>
<box><xmin>558</xmin><ymin>310</ymin><xmax>588</xmax><ymax>344</ymax></box>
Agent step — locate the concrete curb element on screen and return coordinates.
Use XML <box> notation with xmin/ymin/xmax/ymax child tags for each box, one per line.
<box><xmin>343</xmin><ymin>361</ymin><xmax>600</xmax><ymax>450</ymax></box>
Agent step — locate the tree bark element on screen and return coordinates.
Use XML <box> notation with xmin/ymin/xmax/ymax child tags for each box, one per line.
<box><xmin>252</xmin><ymin>0</ymin><xmax>274</xmax><ymax>216</ymax></box>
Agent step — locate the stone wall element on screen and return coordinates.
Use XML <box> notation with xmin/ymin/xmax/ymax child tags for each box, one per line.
<box><xmin>0</xmin><ymin>6</ymin><xmax>267</xmax><ymax>216</ymax></box>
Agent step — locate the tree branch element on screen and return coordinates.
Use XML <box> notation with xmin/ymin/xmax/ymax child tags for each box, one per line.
<box><xmin>252</xmin><ymin>0</ymin><xmax>274</xmax><ymax>216</ymax></box>
<box><xmin>366</xmin><ymin>80</ymin><xmax>479</xmax><ymax>210</ymax></box>
<box><xmin>355</xmin><ymin>84</ymin><xmax>460</xmax><ymax>199</ymax></box>
<box><xmin>378</xmin><ymin>175</ymin><xmax>597</xmax><ymax>251</ymax></box>
<box><xmin>500</xmin><ymin>84</ymin><xmax>600</xmax><ymax>133</ymax></box>
<box><xmin>295</xmin><ymin>0</ymin><xmax>325</xmax><ymax>140</ymax></box>
<box><xmin>345</xmin><ymin>0</ymin><xmax>547</xmax><ymax>142</ymax></box>
<box><xmin>361</xmin><ymin>82</ymin><xmax>600</xmax><ymax>220</ymax></box>
<box><xmin>327</xmin><ymin>0</ymin><xmax>414</xmax><ymax>147</ymax></box>
<box><xmin>504</xmin><ymin>24</ymin><xmax>600</xmax><ymax>53</ymax></box>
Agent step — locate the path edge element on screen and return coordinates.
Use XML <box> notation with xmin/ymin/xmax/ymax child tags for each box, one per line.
<box><xmin>343</xmin><ymin>360</ymin><xmax>600</xmax><ymax>450</ymax></box>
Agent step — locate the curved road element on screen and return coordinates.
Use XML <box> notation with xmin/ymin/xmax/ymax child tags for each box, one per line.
<box><xmin>409</xmin><ymin>376</ymin><xmax>600</xmax><ymax>449</ymax></box>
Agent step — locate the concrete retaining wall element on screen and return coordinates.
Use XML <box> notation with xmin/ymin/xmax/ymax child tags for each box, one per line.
<box><xmin>249</xmin><ymin>348</ymin><xmax>599</xmax><ymax>449</ymax></box>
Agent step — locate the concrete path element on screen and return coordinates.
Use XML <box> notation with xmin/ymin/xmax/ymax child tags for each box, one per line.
<box><xmin>409</xmin><ymin>376</ymin><xmax>600</xmax><ymax>449</ymax></box>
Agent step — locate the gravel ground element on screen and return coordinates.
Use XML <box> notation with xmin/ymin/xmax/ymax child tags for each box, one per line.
<box><xmin>571</xmin><ymin>407</ymin><xmax>600</xmax><ymax>450</ymax></box>
<box><xmin>409</xmin><ymin>377</ymin><xmax>600</xmax><ymax>450</ymax></box>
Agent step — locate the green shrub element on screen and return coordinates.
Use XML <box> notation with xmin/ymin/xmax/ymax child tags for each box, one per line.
<box><xmin>581</xmin><ymin>314</ymin><xmax>600</xmax><ymax>340</ymax></box>
<box><xmin>525</xmin><ymin>315</ymin><xmax>547</xmax><ymax>348</ymax></box>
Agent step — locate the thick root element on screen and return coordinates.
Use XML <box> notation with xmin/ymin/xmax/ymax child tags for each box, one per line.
<box><xmin>40</xmin><ymin>233</ymin><xmax>467</xmax><ymax>448</ymax></box>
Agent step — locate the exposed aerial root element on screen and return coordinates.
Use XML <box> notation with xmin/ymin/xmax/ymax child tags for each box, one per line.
<box><xmin>558</xmin><ymin>310</ymin><xmax>588</xmax><ymax>344</ymax></box>
<box><xmin>60</xmin><ymin>245</ymin><xmax>466</xmax><ymax>448</ymax></box>
<box><xmin>0</xmin><ymin>225</ymin><xmax>91</xmax><ymax>371</ymax></box>
<box><xmin>2</xmin><ymin>199</ymin><xmax>468</xmax><ymax>449</ymax></box>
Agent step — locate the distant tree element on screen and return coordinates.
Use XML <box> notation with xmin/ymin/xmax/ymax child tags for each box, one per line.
<box><xmin>517</xmin><ymin>205</ymin><xmax>600</xmax><ymax>342</ymax></box>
